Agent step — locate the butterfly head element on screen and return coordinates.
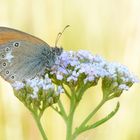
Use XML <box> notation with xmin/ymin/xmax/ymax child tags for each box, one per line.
<box><xmin>51</xmin><ymin>47</ymin><xmax>63</xmax><ymax>56</ymax></box>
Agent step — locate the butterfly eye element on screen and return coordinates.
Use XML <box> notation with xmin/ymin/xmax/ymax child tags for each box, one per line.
<box><xmin>52</xmin><ymin>47</ymin><xmax>63</xmax><ymax>56</ymax></box>
<box><xmin>13</xmin><ymin>42</ymin><xmax>20</xmax><ymax>47</ymax></box>
<box><xmin>5</xmin><ymin>70</ymin><xmax>10</xmax><ymax>75</ymax></box>
<box><xmin>5</xmin><ymin>47</ymin><xmax>11</xmax><ymax>52</ymax></box>
<box><xmin>2</xmin><ymin>62</ymin><xmax>7</xmax><ymax>67</ymax></box>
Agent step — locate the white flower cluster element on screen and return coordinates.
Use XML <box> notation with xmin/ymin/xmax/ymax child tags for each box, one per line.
<box><xmin>12</xmin><ymin>74</ymin><xmax>64</xmax><ymax>99</ymax></box>
<box><xmin>12</xmin><ymin>50</ymin><xmax>138</xmax><ymax>99</ymax></box>
<box><xmin>51</xmin><ymin>50</ymin><xmax>138</xmax><ymax>90</ymax></box>
<box><xmin>104</xmin><ymin>62</ymin><xmax>138</xmax><ymax>91</ymax></box>
<box><xmin>51</xmin><ymin>51</ymin><xmax>107</xmax><ymax>84</ymax></box>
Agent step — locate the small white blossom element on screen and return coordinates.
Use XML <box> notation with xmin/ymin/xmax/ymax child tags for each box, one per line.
<box><xmin>43</xmin><ymin>84</ymin><xmax>54</xmax><ymax>90</ymax></box>
<box><xmin>12</xmin><ymin>81</ymin><xmax>25</xmax><ymax>90</ymax></box>
<box><xmin>119</xmin><ymin>84</ymin><xmax>129</xmax><ymax>91</ymax></box>
<box><xmin>56</xmin><ymin>73</ymin><xmax>63</xmax><ymax>80</ymax></box>
<box><xmin>77</xmin><ymin>50</ymin><xmax>94</xmax><ymax>61</ymax></box>
<box><xmin>56</xmin><ymin>86</ymin><xmax>64</xmax><ymax>95</ymax></box>
<box><xmin>67</xmin><ymin>76</ymin><xmax>78</xmax><ymax>82</ymax></box>
<box><xmin>30</xmin><ymin>92</ymin><xmax>38</xmax><ymax>99</ymax></box>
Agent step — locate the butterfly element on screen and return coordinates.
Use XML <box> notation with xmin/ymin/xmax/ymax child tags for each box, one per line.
<box><xmin>0</xmin><ymin>26</ymin><xmax>68</xmax><ymax>83</ymax></box>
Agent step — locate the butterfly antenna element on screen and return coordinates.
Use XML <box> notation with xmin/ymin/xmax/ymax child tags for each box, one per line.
<box><xmin>55</xmin><ymin>25</ymin><xmax>70</xmax><ymax>47</ymax></box>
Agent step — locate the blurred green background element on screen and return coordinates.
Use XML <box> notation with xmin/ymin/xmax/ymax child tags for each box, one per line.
<box><xmin>0</xmin><ymin>0</ymin><xmax>140</xmax><ymax>140</ymax></box>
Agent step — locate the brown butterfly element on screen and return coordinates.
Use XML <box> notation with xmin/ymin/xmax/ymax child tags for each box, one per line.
<box><xmin>0</xmin><ymin>26</ymin><xmax>66</xmax><ymax>83</ymax></box>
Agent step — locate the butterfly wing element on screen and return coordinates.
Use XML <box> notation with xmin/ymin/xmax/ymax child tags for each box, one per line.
<box><xmin>0</xmin><ymin>27</ymin><xmax>51</xmax><ymax>83</ymax></box>
<box><xmin>0</xmin><ymin>27</ymin><xmax>48</xmax><ymax>45</ymax></box>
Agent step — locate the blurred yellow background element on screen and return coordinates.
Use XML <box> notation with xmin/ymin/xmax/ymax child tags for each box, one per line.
<box><xmin>0</xmin><ymin>0</ymin><xmax>140</xmax><ymax>140</ymax></box>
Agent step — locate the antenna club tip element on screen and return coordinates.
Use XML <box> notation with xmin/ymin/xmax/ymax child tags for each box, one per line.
<box><xmin>55</xmin><ymin>25</ymin><xmax>70</xmax><ymax>47</ymax></box>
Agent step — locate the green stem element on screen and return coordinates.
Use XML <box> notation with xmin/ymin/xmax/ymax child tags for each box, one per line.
<box><xmin>66</xmin><ymin>112</ymin><xmax>74</xmax><ymax>140</ymax></box>
<box><xmin>72</xmin><ymin>98</ymin><xmax>106</xmax><ymax>139</ymax></box>
<box><xmin>72</xmin><ymin>102</ymin><xmax>119</xmax><ymax>139</ymax></box>
<box><xmin>58</xmin><ymin>100</ymin><xmax>67</xmax><ymax>121</ymax></box>
<box><xmin>66</xmin><ymin>89</ymin><xmax>77</xmax><ymax>140</ymax></box>
<box><xmin>62</xmin><ymin>84</ymin><xmax>71</xmax><ymax>99</ymax></box>
<box><xmin>51</xmin><ymin>105</ymin><xmax>62</xmax><ymax>116</ymax></box>
<box><xmin>85</xmin><ymin>102</ymin><xmax>120</xmax><ymax>130</ymax></box>
<box><xmin>80</xmin><ymin>99</ymin><xmax>105</xmax><ymax>127</ymax></box>
<box><xmin>32</xmin><ymin>112</ymin><xmax>48</xmax><ymax>140</ymax></box>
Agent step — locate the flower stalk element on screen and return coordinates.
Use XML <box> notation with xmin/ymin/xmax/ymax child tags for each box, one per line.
<box><xmin>66</xmin><ymin>90</ymin><xmax>77</xmax><ymax>140</ymax></box>
<box><xmin>32</xmin><ymin>111</ymin><xmax>48</xmax><ymax>140</ymax></box>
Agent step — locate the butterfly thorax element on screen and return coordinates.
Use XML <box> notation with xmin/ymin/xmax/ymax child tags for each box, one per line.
<box><xmin>40</xmin><ymin>46</ymin><xmax>63</xmax><ymax>68</ymax></box>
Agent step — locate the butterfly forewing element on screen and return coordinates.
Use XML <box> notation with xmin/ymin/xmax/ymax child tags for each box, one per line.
<box><xmin>0</xmin><ymin>27</ymin><xmax>52</xmax><ymax>83</ymax></box>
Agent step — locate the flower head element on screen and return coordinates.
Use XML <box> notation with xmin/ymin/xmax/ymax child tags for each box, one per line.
<box><xmin>50</xmin><ymin>50</ymin><xmax>108</xmax><ymax>87</ymax></box>
<box><xmin>50</xmin><ymin>50</ymin><xmax>138</xmax><ymax>95</ymax></box>
<box><xmin>102</xmin><ymin>62</ymin><xmax>138</xmax><ymax>97</ymax></box>
<box><xmin>12</xmin><ymin>74</ymin><xmax>63</xmax><ymax>114</ymax></box>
